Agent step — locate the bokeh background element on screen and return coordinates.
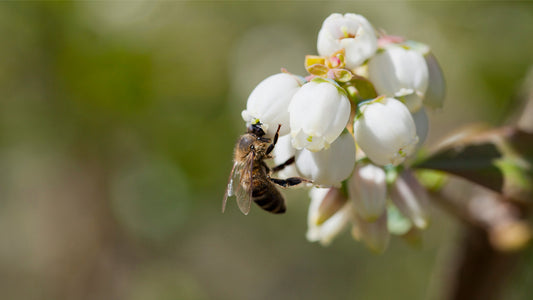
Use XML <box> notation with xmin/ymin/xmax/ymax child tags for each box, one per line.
<box><xmin>1</xmin><ymin>1</ymin><xmax>533</xmax><ymax>300</ymax></box>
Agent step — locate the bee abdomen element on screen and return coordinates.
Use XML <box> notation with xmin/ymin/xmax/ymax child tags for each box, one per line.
<box><xmin>253</xmin><ymin>188</ymin><xmax>286</xmax><ymax>214</ymax></box>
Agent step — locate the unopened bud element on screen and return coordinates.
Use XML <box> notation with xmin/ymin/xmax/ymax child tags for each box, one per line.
<box><xmin>316</xmin><ymin>188</ymin><xmax>348</xmax><ymax>225</ymax></box>
<box><xmin>307</xmin><ymin>187</ymin><xmax>351</xmax><ymax>246</ymax></box>
<box><xmin>348</xmin><ymin>163</ymin><xmax>387</xmax><ymax>221</ymax></box>
<box><xmin>390</xmin><ymin>170</ymin><xmax>430</xmax><ymax>229</ymax></box>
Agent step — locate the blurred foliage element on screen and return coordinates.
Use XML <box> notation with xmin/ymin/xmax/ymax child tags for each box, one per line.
<box><xmin>415</xmin><ymin>126</ymin><xmax>533</xmax><ymax>203</ymax></box>
<box><xmin>0</xmin><ymin>1</ymin><xmax>532</xmax><ymax>300</ymax></box>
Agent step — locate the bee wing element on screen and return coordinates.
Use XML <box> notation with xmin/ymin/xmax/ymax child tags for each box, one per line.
<box><xmin>235</xmin><ymin>151</ymin><xmax>254</xmax><ymax>215</ymax></box>
<box><xmin>222</xmin><ymin>161</ymin><xmax>238</xmax><ymax>213</ymax></box>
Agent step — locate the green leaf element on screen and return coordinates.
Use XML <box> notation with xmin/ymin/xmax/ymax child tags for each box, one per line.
<box><xmin>416</xmin><ymin>142</ymin><xmax>503</xmax><ymax>191</ymax></box>
<box><xmin>415</xmin><ymin>169</ymin><xmax>448</xmax><ymax>192</ymax></box>
<box><xmin>413</xmin><ymin>126</ymin><xmax>533</xmax><ymax>202</ymax></box>
<box><xmin>496</xmin><ymin>129</ymin><xmax>533</xmax><ymax>202</ymax></box>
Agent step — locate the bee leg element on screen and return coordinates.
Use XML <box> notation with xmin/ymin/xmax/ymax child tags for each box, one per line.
<box><xmin>261</xmin><ymin>161</ymin><xmax>271</xmax><ymax>174</ymax></box>
<box><xmin>270</xmin><ymin>177</ymin><xmax>310</xmax><ymax>188</ymax></box>
<box><xmin>271</xmin><ymin>156</ymin><xmax>295</xmax><ymax>173</ymax></box>
<box><xmin>265</xmin><ymin>124</ymin><xmax>282</xmax><ymax>155</ymax></box>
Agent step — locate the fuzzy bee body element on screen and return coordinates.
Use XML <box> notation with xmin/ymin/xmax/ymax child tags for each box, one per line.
<box><xmin>222</xmin><ymin>124</ymin><xmax>305</xmax><ymax>215</ymax></box>
<box><xmin>249</xmin><ymin>161</ymin><xmax>286</xmax><ymax>214</ymax></box>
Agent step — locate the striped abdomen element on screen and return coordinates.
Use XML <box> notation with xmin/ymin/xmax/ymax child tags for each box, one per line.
<box><xmin>252</xmin><ymin>183</ymin><xmax>286</xmax><ymax>214</ymax></box>
<box><xmin>251</xmin><ymin>165</ymin><xmax>286</xmax><ymax>214</ymax></box>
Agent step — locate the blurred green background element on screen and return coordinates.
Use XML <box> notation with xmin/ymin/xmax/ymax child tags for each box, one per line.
<box><xmin>1</xmin><ymin>1</ymin><xmax>532</xmax><ymax>300</ymax></box>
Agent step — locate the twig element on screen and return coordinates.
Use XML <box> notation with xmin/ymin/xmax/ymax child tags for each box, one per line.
<box><xmin>430</xmin><ymin>177</ymin><xmax>531</xmax><ymax>300</ymax></box>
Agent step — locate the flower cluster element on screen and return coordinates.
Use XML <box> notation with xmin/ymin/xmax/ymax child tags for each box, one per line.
<box><xmin>240</xmin><ymin>13</ymin><xmax>444</xmax><ymax>252</ymax></box>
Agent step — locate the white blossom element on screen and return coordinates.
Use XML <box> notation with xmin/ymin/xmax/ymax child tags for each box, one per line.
<box><xmin>295</xmin><ymin>131</ymin><xmax>356</xmax><ymax>186</ymax></box>
<box><xmin>368</xmin><ymin>45</ymin><xmax>429</xmax><ymax>112</ymax></box>
<box><xmin>307</xmin><ymin>187</ymin><xmax>352</xmax><ymax>246</ymax></box>
<box><xmin>272</xmin><ymin>134</ymin><xmax>300</xmax><ymax>179</ymax></box>
<box><xmin>403</xmin><ymin>40</ymin><xmax>445</xmax><ymax>109</ymax></box>
<box><xmin>317</xmin><ymin>13</ymin><xmax>378</xmax><ymax>69</ymax></box>
<box><xmin>348</xmin><ymin>163</ymin><xmax>387</xmax><ymax>221</ymax></box>
<box><xmin>390</xmin><ymin>170</ymin><xmax>430</xmax><ymax>229</ymax></box>
<box><xmin>314</xmin><ymin>188</ymin><xmax>348</xmax><ymax>225</ymax></box>
<box><xmin>353</xmin><ymin>97</ymin><xmax>419</xmax><ymax>166</ymax></box>
<box><xmin>241</xmin><ymin>73</ymin><xmax>301</xmax><ymax>137</ymax></box>
<box><xmin>289</xmin><ymin>80</ymin><xmax>351</xmax><ymax>152</ymax></box>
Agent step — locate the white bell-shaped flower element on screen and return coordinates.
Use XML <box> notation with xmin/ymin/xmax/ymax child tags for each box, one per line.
<box><xmin>241</xmin><ymin>73</ymin><xmax>302</xmax><ymax>137</ymax></box>
<box><xmin>348</xmin><ymin>163</ymin><xmax>387</xmax><ymax>221</ymax></box>
<box><xmin>314</xmin><ymin>187</ymin><xmax>348</xmax><ymax>225</ymax></box>
<box><xmin>272</xmin><ymin>134</ymin><xmax>300</xmax><ymax>179</ymax></box>
<box><xmin>317</xmin><ymin>13</ymin><xmax>378</xmax><ymax>70</ymax></box>
<box><xmin>289</xmin><ymin>79</ymin><xmax>351</xmax><ymax>152</ymax></box>
<box><xmin>390</xmin><ymin>170</ymin><xmax>430</xmax><ymax>229</ymax></box>
<box><xmin>307</xmin><ymin>187</ymin><xmax>352</xmax><ymax>246</ymax></box>
<box><xmin>295</xmin><ymin>131</ymin><xmax>356</xmax><ymax>186</ymax></box>
<box><xmin>368</xmin><ymin>45</ymin><xmax>429</xmax><ymax>112</ymax></box>
<box><xmin>403</xmin><ymin>40</ymin><xmax>445</xmax><ymax>109</ymax></box>
<box><xmin>354</xmin><ymin>97</ymin><xmax>419</xmax><ymax>166</ymax></box>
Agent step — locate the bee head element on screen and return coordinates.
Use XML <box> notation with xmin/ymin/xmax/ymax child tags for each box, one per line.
<box><xmin>238</xmin><ymin>134</ymin><xmax>256</xmax><ymax>154</ymax></box>
<box><xmin>247</xmin><ymin>123</ymin><xmax>265</xmax><ymax>137</ymax></box>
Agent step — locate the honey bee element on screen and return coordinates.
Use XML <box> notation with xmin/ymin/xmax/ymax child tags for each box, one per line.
<box><xmin>222</xmin><ymin>123</ymin><xmax>308</xmax><ymax>215</ymax></box>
